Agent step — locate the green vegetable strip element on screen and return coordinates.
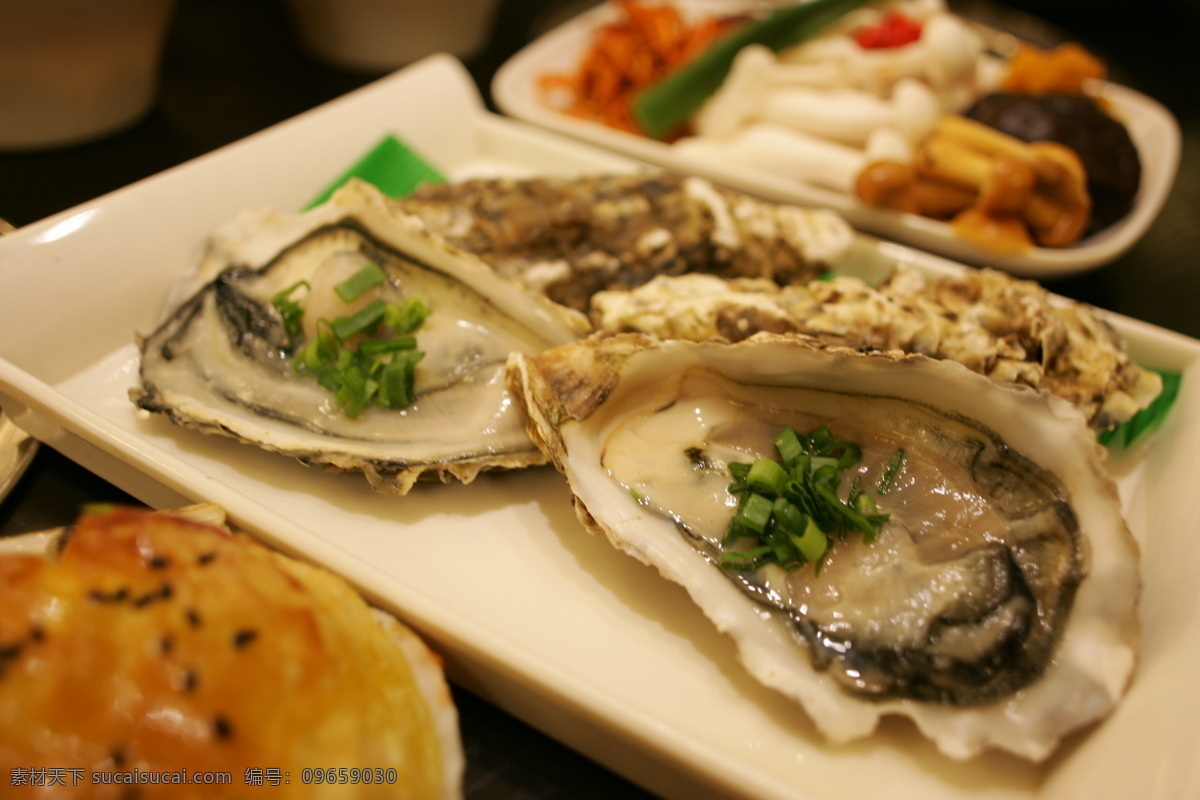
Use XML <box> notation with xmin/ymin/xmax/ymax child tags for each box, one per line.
<box><xmin>334</xmin><ymin>263</ymin><xmax>387</xmax><ymax>302</ymax></box>
<box><xmin>631</xmin><ymin>0</ymin><xmax>873</xmax><ymax>138</ymax></box>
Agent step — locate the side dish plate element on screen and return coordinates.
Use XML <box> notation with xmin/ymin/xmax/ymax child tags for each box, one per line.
<box><xmin>2</xmin><ymin>54</ymin><xmax>1199</xmax><ymax>800</ymax></box>
<box><xmin>491</xmin><ymin>0</ymin><xmax>1181</xmax><ymax>278</ymax></box>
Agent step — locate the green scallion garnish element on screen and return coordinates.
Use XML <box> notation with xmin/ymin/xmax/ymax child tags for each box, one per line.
<box><xmin>720</xmin><ymin>425</ymin><xmax>890</xmax><ymax>572</ymax></box>
<box><xmin>278</xmin><ymin>263</ymin><xmax>430</xmax><ymax>418</ymax></box>
<box><xmin>270</xmin><ymin>280</ymin><xmax>310</xmax><ymax>342</ymax></box>
<box><xmin>877</xmin><ymin>448</ymin><xmax>905</xmax><ymax>494</ymax></box>
<box><xmin>334</xmin><ymin>262</ymin><xmax>387</xmax><ymax>302</ymax></box>
<box><xmin>330</xmin><ymin>298</ymin><xmax>388</xmax><ymax>340</ymax></box>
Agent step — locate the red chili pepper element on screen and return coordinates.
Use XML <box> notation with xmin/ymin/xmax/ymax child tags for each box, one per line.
<box><xmin>853</xmin><ymin>11</ymin><xmax>922</xmax><ymax>49</ymax></box>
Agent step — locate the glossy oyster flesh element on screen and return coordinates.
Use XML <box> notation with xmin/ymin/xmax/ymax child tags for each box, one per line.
<box><xmin>134</xmin><ymin>180</ymin><xmax>590</xmax><ymax>494</ymax></box>
<box><xmin>508</xmin><ymin>332</ymin><xmax>1140</xmax><ymax>761</ymax></box>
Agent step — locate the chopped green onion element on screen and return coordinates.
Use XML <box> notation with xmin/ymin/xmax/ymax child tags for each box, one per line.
<box><xmin>277</xmin><ymin>275</ymin><xmax>430</xmax><ymax>417</ymax></box>
<box><xmin>333</xmin><ymin>361</ymin><xmax>374</xmax><ymax>419</ymax></box>
<box><xmin>728</xmin><ymin>461</ymin><xmax>751</xmax><ymax>483</ymax></box>
<box><xmin>826</xmin><ymin>442</ymin><xmax>862</xmax><ymax>470</ymax></box>
<box><xmin>773</xmin><ymin>427</ymin><xmax>804</xmax><ymax>464</ymax></box>
<box><xmin>270</xmin><ymin>280</ymin><xmax>310</xmax><ymax>341</ymax></box>
<box><xmin>853</xmin><ymin>492</ymin><xmax>878</xmax><ymax>515</ymax></box>
<box><xmin>294</xmin><ymin>323</ymin><xmax>339</xmax><ymax>374</ymax></box>
<box><xmin>737</xmin><ymin>492</ymin><xmax>775</xmax><ymax>536</ymax></box>
<box><xmin>384</xmin><ymin>297</ymin><xmax>431</xmax><ymax>335</ymax></box>
<box><xmin>720</xmin><ymin>424</ymin><xmax>889</xmax><ymax>571</ymax></box>
<box><xmin>334</xmin><ymin>263</ymin><xmax>387</xmax><ymax>302</ymax></box>
<box><xmin>720</xmin><ymin>544</ymin><xmax>775</xmax><ymax>568</ymax></box>
<box><xmin>771</xmin><ymin>497</ymin><xmax>806</xmax><ymax>534</ymax></box>
<box><xmin>331</xmin><ymin>298</ymin><xmax>387</xmax><ymax>340</ymax></box>
<box><xmin>358</xmin><ymin>336</ymin><xmax>417</xmax><ymax>355</ymax></box>
<box><xmin>877</xmin><ymin>447</ymin><xmax>905</xmax><ymax>493</ymax></box>
<box><xmin>807</xmin><ymin>425</ymin><xmax>834</xmax><ymax>453</ymax></box>
<box><xmin>377</xmin><ymin>350</ymin><xmax>424</xmax><ymax>409</ymax></box>
<box><xmin>790</xmin><ymin>516</ymin><xmax>828</xmax><ymax>563</ymax></box>
<box><xmin>746</xmin><ymin>457</ymin><xmax>789</xmax><ymax>495</ymax></box>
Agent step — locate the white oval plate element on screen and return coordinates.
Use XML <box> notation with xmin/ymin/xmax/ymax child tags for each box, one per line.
<box><xmin>492</xmin><ymin>0</ymin><xmax>1181</xmax><ymax>278</ymax></box>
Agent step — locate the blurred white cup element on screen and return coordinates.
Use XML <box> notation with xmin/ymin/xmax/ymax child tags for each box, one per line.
<box><xmin>0</xmin><ymin>0</ymin><xmax>177</xmax><ymax>151</ymax></box>
<box><xmin>285</xmin><ymin>0</ymin><xmax>499</xmax><ymax>73</ymax></box>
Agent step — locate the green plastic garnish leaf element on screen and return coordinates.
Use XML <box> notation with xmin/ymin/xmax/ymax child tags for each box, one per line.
<box><xmin>1099</xmin><ymin>368</ymin><xmax>1183</xmax><ymax>448</ymax></box>
<box><xmin>305</xmin><ymin>134</ymin><xmax>447</xmax><ymax>209</ymax></box>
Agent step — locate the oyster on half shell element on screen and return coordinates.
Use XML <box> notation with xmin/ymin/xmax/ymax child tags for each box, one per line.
<box><xmin>133</xmin><ymin>180</ymin><xmax>590</xmax><ymax>493</ymax></box>
<box><xmin>507</xmin><ymin>332</ymin><xmax>1140</xmax><ymax>761</ymax></box>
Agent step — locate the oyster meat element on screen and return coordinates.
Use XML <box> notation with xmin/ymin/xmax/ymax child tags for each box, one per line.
<box><xmin>589</xmin><ymin>265</ymin><xmax>1162</xmax><ymax>431</ymax></box>
<box><xmin>508</xmin><ymin>332</ymin><xmax>1140</xmax><ymax>761</ymax></box>
<box><xmin>397</xmin><ymin>172</ymin><xmax>854</xmax><ymax>310</ymax></box>
<box><xmin>134</xmin><ymin>180</ymin><xmax>590</xmax><ymax>494</ymax></box>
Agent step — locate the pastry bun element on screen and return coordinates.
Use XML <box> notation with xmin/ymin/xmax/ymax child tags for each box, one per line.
<box><xmin>0</xmin><ymin>504</ymin><xmax>463</xmax><ymax>798</ymax></box>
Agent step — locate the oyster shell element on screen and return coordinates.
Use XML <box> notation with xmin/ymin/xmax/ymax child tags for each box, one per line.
<box><xmin>397</xmin><ymin>172</ymin><xmax>854</xmax><ymax>310</ymax></box>
<box><xmin>134</xmin><ymin>180</ymin><xmax>590</xmax><ymax>494</ymax></box>
<box><xmin>589</xmin><ymin>266</ymin><xmax>1163</xmax><ymax>431</ymax></box>
<box><xmin>508</xmin><ymin>332</ymin><xmax>1140</xmax><ymax>761</ymax></box>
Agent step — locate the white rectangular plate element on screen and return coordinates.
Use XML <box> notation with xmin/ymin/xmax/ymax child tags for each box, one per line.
<box><xmin>2</xmin><ymin>54</ymin><xmax>1199</xmax><ymax>800</ymax></box>
<box><xmin>491</xmin><ymin>0</ymin><xmax>1181</xmax><ymax>279</ymax></box>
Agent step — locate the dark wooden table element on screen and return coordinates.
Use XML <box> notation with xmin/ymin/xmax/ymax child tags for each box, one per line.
<box><xmin>1</xmin><ymin>1</ymin><xmax>1197</xmax><ymax>797</ymax></box>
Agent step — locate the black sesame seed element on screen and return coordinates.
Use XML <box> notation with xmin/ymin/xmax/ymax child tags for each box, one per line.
<box><xmin>133</xmin><ymin>582</ymin><xmax>173</xmax><ymax>608</ymax></box>
<box><xmin>146</xmin><ymin>555</ymin><xmax>171</xmax><ymax>570</ymax></box>
<box><xmin>0</xmin><ymin>643</ymin><xmax>21</xmax><ymax>660</ymax></box>
<box><xmin>160</xmin><ymin>635</ymin><xmax>175</xmax><ymax>656</ymax></box>
<box><xmin>180</xmin><ymin>668</ymin><xmax>198</xmax><ymax>692</ymax></box>
<box><xmin>28</xmin><ymin>626</ymin><xmax>44</xmax><ymax>643</ymax></box>
<box><xmin>197</xmin><ymin>552</ymin><xmax>217</xmax><ymax>566</ymax></box>
<box><xmin>232</xmin><ymin>629</ymin><xmax>258</xmax><ymax>649</ymax></box>
<box><xmin>110</xmin><ymin>746</ymin><xmax>127</xmax><ymax>767</ymax></box>
<box><xmin>213</xmin><ymin>715</ymin><xmax>233</xmax><ymax>740</ymax></box>
<box><xmin>89</xmin><ymin>587</ymin><xmax>129</xmax><ymax>603</ymax></box>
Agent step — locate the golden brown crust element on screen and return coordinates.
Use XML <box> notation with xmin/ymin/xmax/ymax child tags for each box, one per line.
<box><xmin>0</xmin><ymin>507</ymin><xmax>460</xmax><ymax>798</ymax></box>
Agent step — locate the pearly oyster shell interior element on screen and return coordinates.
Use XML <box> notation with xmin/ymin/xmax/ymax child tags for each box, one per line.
<box><xmin>134</xmin><ymin>180</ymin><xmax>590</xmax><ymax>494</ymax></box>
<box><xmin>508</xmin><ymin>332</ymin><xmax>1141</xmax><ymax>762</ymax></box>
